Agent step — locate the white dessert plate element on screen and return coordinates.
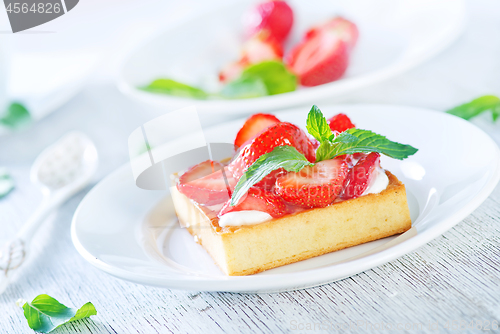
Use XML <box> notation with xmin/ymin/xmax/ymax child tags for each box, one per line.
<box><xmin>71</xmin><ymin>105</ymin><xmax>500</xmax><ymax>293</ymax></box>
<box><xmin>118</xmin><ymin>0</ymin><xmax>466</xmax><ymax>114</ymax></box>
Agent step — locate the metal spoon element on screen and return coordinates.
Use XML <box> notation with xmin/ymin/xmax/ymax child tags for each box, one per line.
<box><xmin>0</xmin><ymin>132</ymin><xmax>98</xmax><ymax>294</ymax></box>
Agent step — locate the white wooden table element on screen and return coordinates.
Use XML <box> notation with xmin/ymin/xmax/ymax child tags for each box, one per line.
<box><xmin>1</xmin><ymin>0</ymin><xmax>500</xmax><ymax>332</ymax></box>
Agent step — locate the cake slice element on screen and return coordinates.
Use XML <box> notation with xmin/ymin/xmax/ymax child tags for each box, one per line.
<box><xmin>172</xmin><ymin>171</ymin><xmax>410</xmax><ymax>276</ymax></box>
<box><xmin>172</xmin><ymin>106</ymin><xmax>417</xmax><ymax>276</ymax></box>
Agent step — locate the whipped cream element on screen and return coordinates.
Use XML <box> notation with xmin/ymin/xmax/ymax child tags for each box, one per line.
<box><xmin>362</xmin><ymin>167</ymin><xmax>389</xmax><ymax>196</ymax></box>
<box><xmin>218</xmin><ymin>210</ymin><xmax>273</xmax><ymax>227</ymax></box>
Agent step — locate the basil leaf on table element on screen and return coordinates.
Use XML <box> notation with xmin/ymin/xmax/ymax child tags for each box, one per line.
<box><xmin>140</xmin><ymin>79</ymin><xmax>209</xmax><ymax>99</ymax></box>
<box><xmin>18</xmin><ymin>294</ymin><xmax>97</xmax><ymax>333</ymax></box>
<box><xmin>230</xmin><ymin>146</ymin><xmax>313</xmax><ymax>206</ymax></box>
<box><xmin>0</xmin><ymin>102</ymin><xmax>31</xmax><ymax>129</ymax></box>
<box><xmin>240</xmin><ymin>61</ymin><xmax>297</xmax><ymax>95</ymax></box>
<box><xmin>446</xmin><ymin>95</ymin><xmax>500</xmax><ymax>121</ymax></box>
<box><xmin>220</xmin><ymin>76</ymin><xmax>268</xmax><ymax>99</ymax></box>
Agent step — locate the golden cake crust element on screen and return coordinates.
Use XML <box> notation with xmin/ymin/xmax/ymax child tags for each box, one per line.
<box><xmin>171</xmin><ymin>171</ymin><xmax>411</xmax><ymax>276</ymax></box>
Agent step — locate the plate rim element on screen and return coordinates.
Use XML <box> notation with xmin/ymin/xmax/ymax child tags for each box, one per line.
<box><xmin>71</xmin><ymin>104</ymin><xmax>500</xmax><ymax>292</ymax></box>
<box><xmin>116</xmin><ymin>0</ymin><xmax>467</xmax><ymax>114</ymax></box>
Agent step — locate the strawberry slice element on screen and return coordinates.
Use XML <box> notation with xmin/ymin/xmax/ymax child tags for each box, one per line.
<box><xmin>275</xmin><ymin>158</ymin><xmax>349</xmax><ymax>208</ymax></box>
<box><xmin>219</xmin><ymin>32</ymin><xmax>283</xmax><ymax>83</ymax></box>
<box><xmin>327</xmin><ymin>113</ymin><xmax>355</xmax><ymax>133</ymax></box>
<box><xmin>229</xmin><ymin>122</ymin><xmax>316</xmax><ymax>179</ymax></box>
<box><xmin>286</xmin><ymin>17</ymin><xmax>358</xmax><ymax>87</ymax></box>
<box><xmin>177</xmin><ymin>161</ymin><xmax>237</xmax><ymax>206</ymax></box>
<box><xmin>341</xmin><ymin>152</ymin><xmax>381</xmax><ymax>200</ymax></box>
<box><xmin>178</xmin><ymin>160</ymin><xmax>223</xmax><ymax>184</ymax></box>
<box><xmin>244</xmin><ymin>0</ymin><xmax>294</xmax><ymax>44</ymax></box>
<box><xmin>219</xmin><ymin>187</ymin><xmax>286</xmax><ymax>218</ymax></box>
<box><xmin>234</xmin><ymin>113</ymin><xmax>281</xmax><ymax>148</ymax></box>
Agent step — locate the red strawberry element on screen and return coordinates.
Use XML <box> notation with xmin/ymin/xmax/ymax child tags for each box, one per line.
<box><xmin>219</xmin><ymin>32</ymin><xmax>283</xmax><ymax>83</ymax></box>
<box><xmin>341</xmin><ymin>152</ymin><xmax>381</xmax><ymax>200</ymax></box>
<box><xmin>178</xmin><ymin>160</ymin><xmax>223</xmax><ymax>184</ymax></box>
<box><xmin>244</xmin><ymin>0</ymin><xmax>294</xmax><ymax>44</ymax></box>
<box><xmin>254</xmin><ymin>168</ymin><xmax>287</xmax><ymax>190</ymax></box>
<box><xmin>219</xmin><ymin>59</ymin><xmax>247</xmax><ymax>83</ymax></box>
<box><xmin>228</xmin><ymin>122</ymin><xmax>316</xmax><ymax>179</ymax></box>
<box><xmin>286</xmin><ymin>17</ymin><xmax>358</xmax><ymax>87</ymax></box>
<box><xmin>234</xmin><ymin>113</ymin><xmax>281</xmax><ymax>148</ymax></box>
<box><xmin>327</xmin><ymin>113</ymin><xmax>355</xmax><ymax>133</ymax></box>
<box><xmin>219</xmin><ymin>187</ymin><xmax>286</xmax><ymax>218</ymax></box>
<box><xmin>177</xmin><ymin>161</ymin><xmax>237</xmax><ymax>206</ymax></box>
<box><xmin>275</xmin><ymin>158</ymin><xmax>349</xmax><ymax>208</ymax></box>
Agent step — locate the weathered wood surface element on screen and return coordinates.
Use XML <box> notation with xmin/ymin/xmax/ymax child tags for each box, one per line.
<box><xmin>1</xmin><ymin>0</ymin><xmax>500</xmax><ymax>332</ymax></box>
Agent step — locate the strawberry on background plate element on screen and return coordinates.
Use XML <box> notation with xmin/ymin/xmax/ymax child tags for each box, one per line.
<box><xmin>327</xmin><ymin>113</ymin><xmax>355</xmax><ymax>133</ymax></box>
<box><xmin>341</xmin><ymin>152</ymin><xmax>381</xmax><ymax>200</ymax></box>
<box><xmin>275</xmin><ymin>158</ymin><xmax>349</xmax><ymax>208</ymax></box>
<box><xmin>219</xmin><ymin>31</ymin><xmax>283</xmax><ymax>83</ymax></box>
<box><xmin>244</xmin><ymin>0</ymin><xmax>294</xmax><ymax>44</ymax></box>
<box><xmin>177</xmin><ymin>161</ymin><xmax>237</xmax><ymax>206</ymax></box>
<box><xmin>229</xmin><ymin>122</ymin><xmax>316</xmax><ymax>179</ymax></box>
<box><xmin>234</xmin><ymin>113</ymin><xmax>281</xmax><ymax>148</ymax></box>
<box><xmin>286</xmin><ymin>17</ymin><xmax>358</xmax><ymax>87</ymax></box>
<box><xmin>219</xmin><ymin>187</ymin><xmax>286</xmax><ymax>218</ymax></box>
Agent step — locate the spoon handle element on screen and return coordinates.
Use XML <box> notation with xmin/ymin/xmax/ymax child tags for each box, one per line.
<box><xmin>0</xmin><ymin>195</ymin><xmax>64</xmax><ymax>294</ymax></box>
<box><xmin>17</xmin><ymin>197</ymin><xmax>59</xmax><ymax>242</ymax></box>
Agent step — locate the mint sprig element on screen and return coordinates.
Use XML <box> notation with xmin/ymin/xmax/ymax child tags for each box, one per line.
<box><xmin>220</xmin><ymin>76</ymin><xmax>268</xmax><ymax>99</ymax></box>
<box><xmin>0</xmin><ymin>168</ymin><xmax>15</xmax><ymax>198</ymax></box>
<box><xmin>307</xmin><ymin>105</ymin><xmax>418</xmax><ymax>162</ymax></box>
<box><xmin>446</xmin><ymin>95</ymin><xmax>500</xmax><ymax>121</ymax></box>
<box><xmin>140</xmin><ymin>79</ymin><xmax>208</xmax><ymax>99</ymax></box>
<box><xmin>315</xmin><ymin>128</ymin><xmax>418</xmax><ymax>161</ymax></box>
<box><xmin>228</xmin><ymin>105</ymin><xmax>418</xmax><ymax>205</ymax></box>
<box><xmin>239</xmin><ymin>61</ymin><xmax>297</xmax><ymax>95</ymax></box>
<box><xmin>18</xmin><ymin>294</ymin><xmax>97</xmax><ymax>333</ymax></box>
<box><xmin>230</xmin><ymin>146</ymin><xmax>313</xmax><ymax>206</ymax></box>
<box><xmin>306</xmin><ymin>105</ymin><xmax>334</xmax><ymax>142</ymax></box>
<box><xmin>0</xmin><ymin>102</ymin><xmax>31</xmax><ymax>129</ymax></box>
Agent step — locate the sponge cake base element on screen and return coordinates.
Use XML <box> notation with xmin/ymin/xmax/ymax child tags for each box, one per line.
<box><xmin>171</xmin><ymin>171</ymin><xmax>411</xmax><ymax>276</ymax></box>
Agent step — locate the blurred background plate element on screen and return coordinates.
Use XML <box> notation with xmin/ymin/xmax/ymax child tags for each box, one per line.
<box><xmin>118</xmin><ymin>0</ymin><xmax>466</xmax><ymax>114</ymax></box>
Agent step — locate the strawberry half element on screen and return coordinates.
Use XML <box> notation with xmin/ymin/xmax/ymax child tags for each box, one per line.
<box><xmin>177</xmin><ymin>161</ymin><xmax>237</xmax><ymax>206</ymax></box>
<box><xmin>327</xmin><ymin>113</ymin><xmax>355</xmax><ymax>133</ymax></box>
<box><xmin>219</xmin><ymin>31</ymin><xmax>283</xmax><ymax>83</ymax></box>
<box><xmin>275</xmin><ymin>158</ymin><xmax>349</xmax><ymax>208</ymax></box>
<box><xmin>219</xmin><ymin>187</ymin><xmax>286</xmax><ymax>218</ymax></box>
<box><xmin>341</xmin><ymin>152</ymin><xmax>381</xmax><ymax>200</ymax></box>
<box><xmin>228</xmin><ymin>122</ymin><xmax>316</xmax><ymax>180</ymax></box>
<box><xmin>234</xmin><ymin>113</ymin><xmax>281</xmax><ymax>148</ymax></box>
<box><xmin>286</xmin><ymin>17</ymin><xmax>358</xmax><ymax>87</ymax></box>
<box><xmin>244</xmin><ymin>0</ymin><xmax>294</xmax><ymax>44</ymax></box>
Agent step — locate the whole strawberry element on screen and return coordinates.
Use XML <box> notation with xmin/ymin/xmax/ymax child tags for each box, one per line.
<box><xmin>286</xmin><ymin>17</ymin><xmax>358</xmax><ymax>86</ymax></box>
<box><xmin>244</xmin><ymin>0</ymin><xmax>294</xmax><ymax>44</ymax></box>
<box><xmin>229</xmin><ymin>122</ymin><xmax>316</xmax><ymax>180</ymax></box>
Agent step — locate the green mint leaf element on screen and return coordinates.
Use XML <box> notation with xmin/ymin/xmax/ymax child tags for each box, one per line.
<box><xmin>306</xmin><ymin>105</ymin><xmax>334</xmax><ymax>142</ymax></box>
<box><xmin>446</xmin><ymin>95</ymin><xmax>500</xmax><ymax>121</ymax></box>
<box><xmin>315</xmin><ymin>128</ymin><xmax>418</xmax><ymax>162</ymax></box>
<box><xmin>141</xmin><ymin>79</ymin><xmax>208</xmax><ymax>99</ymax></box>
<box><xmin>20</xmin><ymin>294</ymin><xmax>97</xmax><ymax>333</ymax></box>
<box><xmin>230</xmin><ymin>146</ymin><xmax>313</xmax><ymax>206</ymax></box>
<box><xmin>492</xmin><ymin>104</ymin><xmax>500</xmax><ymax>121</ymax></box>
<box><xmin>240</xmin><ymin>61</ymin><xmax>297</xmax><ymax>95</ymax></box>
<box><xmin>220</xmin><ymin>76</ymin><xmax>268</xmax><ymax>99</ymax></box>
<box><xmin>0</xmin><ymin>102</ymin><xmax>31</xmax><ymax>129</ymax></box>
<box><xmin>0</xmin><ymin>168</ymin><xmax>14</xmax><ymax>199</ymax></box>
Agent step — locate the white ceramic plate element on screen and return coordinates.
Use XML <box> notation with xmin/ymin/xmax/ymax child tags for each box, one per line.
<box><xmin>71</xmin><ymin>105</ymin><xmax>500</xmax><ymax>292</ymax></box>
<box><xmin>118</xmin><ymin>0</ymin><xmax>466</xmax><ymax>114</ymax></box>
